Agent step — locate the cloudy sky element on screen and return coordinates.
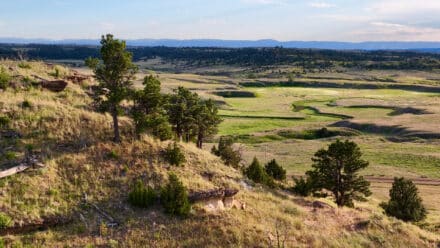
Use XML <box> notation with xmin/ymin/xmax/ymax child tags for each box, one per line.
<box><xmin>1</xmin><ymin>0</ymin><xmax>440</xmax><ymax>41</ymax></box>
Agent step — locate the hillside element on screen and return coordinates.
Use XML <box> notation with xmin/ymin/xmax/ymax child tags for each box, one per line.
<box><xmin>0</xmin><ymin>60</ymin><xmax>439</xmax><ymax>247</ymax></box>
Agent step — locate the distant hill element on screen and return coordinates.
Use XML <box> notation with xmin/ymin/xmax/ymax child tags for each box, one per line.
<box><xmin>2</xmin><ymin>38</ymin><xmax>440</xmax><ymax>50</ymax></box>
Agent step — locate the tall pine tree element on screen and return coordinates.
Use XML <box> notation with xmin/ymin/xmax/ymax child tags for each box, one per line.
<box><xmin>306</xmin><ymin>139</ymin><xmax>371</xmax><ymax>207</ymax></box>
<box><xmin>85</xmin><ymin>34</ymin><xmax>137</xmax><ymax>142</ymax></box>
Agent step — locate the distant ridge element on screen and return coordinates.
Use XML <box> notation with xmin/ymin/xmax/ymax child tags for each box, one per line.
<box><xmin>2</xmin><ymin>38</ymin><xmax>440</xmax><ymax>51</ymax></box>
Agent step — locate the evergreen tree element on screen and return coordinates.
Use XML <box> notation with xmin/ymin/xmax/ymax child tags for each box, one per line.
<box><xmin>264</xmin><ymin>159</ymin><xmax>286</xmax><ymax>181</ymax></box>
<box><xmin>85</xmin><ymin>34</ymin><xmax>137</xmax><ymax>142</ymax></box>
<box><xmin>160</xmin><ymin>173</ymin><xmax>191</xmax><ymax>216</ymax></box>
<box><xmin>381</xmin><ymin>177</ymin><xmax>426</xmax><ymax>222</ymax></box>
<box><xmin>245</xmin><ymin>157</ymin><xmax>266</xmax><ymax>183</ymax></box>
<box><xmin>194</xmin><ymin>99</ymin><xmax>221</xmax><ymax>148</ymax></box>
<box><xmin>211</xmin><ymin>136</ymin><xmax>241</xmax><ymax>167</ymax></box>
<box><xmin>167</xmin><ymin>87</ymin><xmax>199</xmax><ymax>141</ymax></box>
<box><xmin>132</xmin><ymin>75</ymin><xmax>172</xmax><ymax>140</ymax></box>
<box><xmin>306</xmin><ymin>139</ymin><xmax>371</xmax><ymax>207</ymax></box>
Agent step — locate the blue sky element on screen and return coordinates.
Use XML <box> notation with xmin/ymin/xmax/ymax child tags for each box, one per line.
<box><xmin>2</xmin><ymin>0</ymin><xmax>440</xmax><ymax>41</ymax></box>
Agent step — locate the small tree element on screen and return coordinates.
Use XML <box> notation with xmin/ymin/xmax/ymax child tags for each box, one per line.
<box><xmin>128</xmin><ymin>180</ymin><xmax>157</xmax><ymax>208</ymax></box>
<box><xmin>306</xmin><ymin>139</ymin><xmax>371</xmax><ymax>207</ymax></box>
<box><xmin>245</xmin><ymin>157</ymin><xmax>274</xmax><ymax>187</ymax></box>
<box><xmin>264</xmin><ymin>159</ymin><xmax>286</xmax><ymax>181</ymax></box>
<box><xmin>167</xmin><ymin>87</ymin><xmax>200</xmax><ymax>142</ymax></box>
<box><xmin>211</xmin><ymin>136</ymin><xmax>241</xmax><ymax>167</ymax></box>
<box><xmin>291</xmin><ymin>176</ymin><xmax>314</xmax><ymax>197</ymax></box>
<box><xmin>163</xmin><ymin>142</ymin><xmax>186</xmax><ymax>167</ymax></box>
<box><xmin>194</xmin><ymin>99</ymin><xmax>221</xmax><ymax>148</ymax></box>
<box><xmin>381</xmin><ymin>177</ymin><xmax>426</xmax><ymax>222</ymax></box>
<box><xmin>132</xmin><ymin>75</ymin><xmax>172</xmax><ymax>140</ymax></box>
<box><xmin>160</xmin><ymin>173</ymin><xmax>191</xmax><ymax>216</ymax></box>
<box><xmin>85</xmin><ymin>34</ymin><xmax>138</xmax><ymax>142</ymax></box>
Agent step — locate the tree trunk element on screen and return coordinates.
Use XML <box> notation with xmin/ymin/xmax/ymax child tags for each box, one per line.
<box><xmin>112</xmin><ymin>109</ymin><xmax>121</xmax><ymax>143</ymax></box>
<box><xmin>197</xmin><ymin>133</ymin><xmax>203</xmax><ymax>148</ymax></box>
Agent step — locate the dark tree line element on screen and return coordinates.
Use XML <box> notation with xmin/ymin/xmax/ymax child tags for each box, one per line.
<box><xmin>2</xmin><ymin>44</ymin><xmax>440</xmax><ymax>70</ymax></box>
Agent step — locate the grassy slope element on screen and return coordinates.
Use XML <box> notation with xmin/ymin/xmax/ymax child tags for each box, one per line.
<box><xmin>0</xmin><ymin>61</ymin><xmax>438</xmax><ymax>247</ymax></box>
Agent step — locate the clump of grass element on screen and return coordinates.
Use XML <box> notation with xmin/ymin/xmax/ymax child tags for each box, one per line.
<box><xmin>4</xmin><ymin>151</ymin><xmax>17</xmax><ymax>160</ymax></box>
<box><xmin>107</xmin><ymin>150</ymin><xmax>119</xmax><ymax>160</ymax></box>
<box><xmin>0</xmin><ymin>115</ymin><xmax>10</xmax><ymax>128</ymax></box>
<box><xmin>0</xmin><ymin>213</ymin><xmax>12</xmax><ymax>229</ymax></box>
<box><xmin>18</xmin><ymin>62</ymin><xmax>31</xmax><ymax>69</ymax></box>
<box><xmin>0</xmin><ymin>67</ymin><xmax>11</xmax><ymax>90</ymax></box>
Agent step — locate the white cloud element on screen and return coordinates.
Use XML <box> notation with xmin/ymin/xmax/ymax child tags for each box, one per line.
<box><xmin>241</xmin><ymin>0</ymin><xmax>285</xmax><ymax>5</ymax></box>
<box><xmin>368</xmin><ymin>0</ymin><xmax>440</xmax><ymax>16</ymax></box>
<box><xmin>351</xmin><ymin>21</ymin><xmax>440</xmax><ymax>41</ymax></box>
<box><xmin>309</xmin><ymin>2</ymin><xmax>335</xmax><ymax>9</ymax></box>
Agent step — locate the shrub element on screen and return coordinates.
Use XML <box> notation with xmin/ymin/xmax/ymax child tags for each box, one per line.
<box><xmin>22</xmin><ymin>100</ymin><xmax>32</xmax><ymax>109</ymax></box>
<box><xmin>245</xmin><ymin>157</ymin><xmax>275</xmax><ymax>187</ymax></box>
<box><xmin>0</xmin><ymin>116</ymin><xmax>10</xmax><ymax>128</ymax></box>
<box><xmin>0</xmin><ymin>67</ymin><xmax>10</xmax><ymax>90</ymax></box>
<box><xmin>107</xmin><ymin>150</ymin><xmax>119</xmax><ymax>160</ymax></box>
<box><xmin>160</xmin><ymin>173</ymin><xmax>191</xmax><ymax>216</ymax></box>
<box><xmin>381</xmin><ymin>177</ymin><xmax>426</xmax><ymax>222</ymax></box>
<box><xmin>164</xmin><ymin>142</ymin><xmax>186</xmax><ymax>166</ymax></box>
<box><xmin>264</xmin><ymin>159</ymin><xmax>286</xmax><ymax>181</ymax></box>
<box><xmin>0</xmin><ymin>213</ymin><xmax>12</xmax><ymax>229</ymax></box>
<box><xmin>128</xmin><ymin>180</ymin><xmax>157</xmax><ymax>208</ymax></box>
<box><xmin>18</xmin><ymin>62</ymin><xmax>31</xmax><ymax>69</ymax></box>
<box><xmin>291</xmin><ymin>176</ymin><xmax>314</xmax><ymax>196</ymax></box>
<box><xmin>211</xmin><ymin>136</ymin><xmax>241</xmax><ymax>167</ymax></box>
<box><xmin>4</xmin><ymin>152</ymin><xmax>17</xmax><ymax>160</ymax></box>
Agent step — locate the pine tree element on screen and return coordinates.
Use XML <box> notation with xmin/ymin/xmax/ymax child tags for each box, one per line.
<box><xmin>306</xmin><ymin>139</ymin><xmax>371</xmax><ymax>207</ymax></box>
<box><xmin>382</xmin><ymin>177</ymin><xmax>426</xmax><ymax>222</ymax></box>
<box><xmin>211</xmin><ymin>136</ymin><xmax>241</xmax><ymax>167</ymax></box>
<box><xmin>85</xmin><ymin>34</ymin><xmax>137</xmax><ymax>142</ymax></box>
<box><xmin>167</xmin><ymin>87</ymin><xmax>199</xmax><ymax>141</ymax></box>
<box><xmin>194</xmin><ymin>99</ymin><xmax>221</xmax><ymax>148</ymax></box>
<box><xmin>132</xmin><ymin>75</ymin><xmax>172</xmax><ymax>140</ymax></box>
<box><xmin>245</xmin><ymin>157</ymin><xmax>270</xmax><ymax>185</ymax></box>
<box><xmin>160</xmin><ymin>173</ymin><xmax>191</xmax><ymax>216</ymax></box>
<box><xmin>264</xmin><ymin>159</ymin><xmax>286</xmax><ymax>181</ymax></box>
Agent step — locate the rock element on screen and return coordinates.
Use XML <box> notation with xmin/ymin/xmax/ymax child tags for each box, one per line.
<box><xmin>312</xmin><ymin>201</ymin><xmax>332</xmax><ymax>209</ymax></box>
<box><xmin>40</xmin><ymin>80</ymin><xmax>68</xmax><ymax>92</ymax></box>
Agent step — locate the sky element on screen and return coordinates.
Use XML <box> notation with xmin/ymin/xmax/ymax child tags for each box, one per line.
<box><xmin>1</xmin><ymin>0</ymin><xmax>440</xmax><ymax>41</ymax></box>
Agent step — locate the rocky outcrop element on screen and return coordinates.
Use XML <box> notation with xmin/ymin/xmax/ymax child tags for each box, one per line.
<box><xmin>40</xmin><ymin>80</ymin><xmax>68</xmax><ymax>92</ymax></box>
<box><xmin>189</xmin><ymin>188</ymin><xmax>244</xmax><ymax>212</ymax></box>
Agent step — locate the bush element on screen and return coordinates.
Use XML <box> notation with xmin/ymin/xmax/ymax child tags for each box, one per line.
<box><xmin>0</xmin><ymin>213</ymin><xmax>12</xmax><ymax>229</ymax></box>
<box><xmin>128</xmin><ymin>180</ymin><xmax>157</xmax><ymax>208</ymax></box>
<box><xmin>0</xmin><ymin>67</ymin><xmax>10</xmax><ymax>90</ymax></box>
<box><xmin>264</xmin><ymin>159</ymin><xmax>286</xmax><ymax>181</ymax></box>
<box><xmin>22</xmin><ymin>100</ymin><xmax>32</xmax><ymax>109</ymax></box>
<box><xmin>245</xmin><ymin>157</ymin><xmax>275</xmax><ymax>187</ymax></box>
<box><xmin>160</xmin><ymin>173</ymin><xmax>191</xmax><ymax>216</ymax></box>
<box><xmin>211</xmin><ymin>136</ymin><xmax>241</xmax><ymax>167</ymax></box>
<box><xmin>0</xmin><ymin>116</ymin><xmax>10</xmax><ymax>128</ymax></box>
<box><xmin>134</xmin><ymin>113</ymin><xmax>172</xmax><ymax>141</ymax></box>
<box><xmin>381</xmin><ymin>177</ymin><xmax>426</xmax><ymax>222</ymax></box>
<box><xmin>291</xmin><ymin>176</ymin><xmax>314</xmax><ymax>196</ymax></box>
<box><xmin>18</xmin><ymin>62</ymin><xmax>31</xmax><ymax>69</ymax></box>
<box><xmin>164</xmin><ymin>142</ymin><xmax>186</xmax><ymax>166</ymax></box>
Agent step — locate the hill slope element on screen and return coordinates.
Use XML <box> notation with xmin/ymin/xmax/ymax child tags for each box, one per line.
<box><xmin>0</xmin><ymin>60</ymin><xmax>438</xmax><ymax>247</ymax></box>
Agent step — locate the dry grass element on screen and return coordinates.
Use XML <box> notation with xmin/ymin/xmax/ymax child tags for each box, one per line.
<box><xmin>0</xmin><ymin>61</ymin><xmax>438</xmax><ymax>247</ymax></box>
